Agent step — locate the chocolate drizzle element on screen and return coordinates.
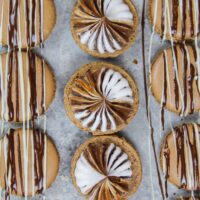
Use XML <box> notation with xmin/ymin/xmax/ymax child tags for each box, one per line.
<box><xmin>171</xmin><ymin>0</ymin><xmax>179</xmax><ymax>36</ymax></box>
<box><xmin>150</xmin><ymin>0</ymin><xmax>200</xmax><ymax>40</ymax></box>
<box><xmin>162</xmin><ymin>124</ymin><xmax>200</xmax><ymax>190</ymax></box>
<box><xmin>33</xmin><ymin>130</ymin><xmax>45</xmax><ymax>194</ymax></box>
<box><xmin>5</xmin><ymin>129</ymin><xmax>17</xmax><ymax>197</ymax></box>
<box><xmin>163</xmin><ymin>139</ymin><xmax>170</xmax><ymax>198</ymax></box>
<box><xmin>142</xmin><ymin>0</ymin><xmax>148</xmax><ymax>116</ymax></box>
<box><xmin>151</xmin><ymin>44</ymin><xmax>200</xmax><ymax>116</ymax></box>
<box><xmin>0</xmin><ymin>0</ymin><xmax>49</xmax><ymax>198</ymax></box>
<box><xmin>161</xmin><ymin>52</ymin><xmax>167</xmax><ymax>130</ymax></box>
<box><xmin>1</xmin><ymin>129</ymin><xmax>47</xmax><ymax>197</ymax></box>
<box><xmin>28</xmin><ymin>51</ymin><xmax>38</xmax><ymax>119</ymax></box>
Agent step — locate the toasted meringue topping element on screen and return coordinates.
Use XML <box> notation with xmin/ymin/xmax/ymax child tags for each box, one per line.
<box><xmin>75</xmin><ymin>143</ymin><xmax>132</xmax><ymax>199</ymax></box>
<box><xmin>69</xmin><ymin>67</ymin><xmax>134</xmax><ymax>133</ymax></box>
<box><xmin>72</xmin><ymin>0</ymin><xmax>135</xmax><ymax>54</ymax></box>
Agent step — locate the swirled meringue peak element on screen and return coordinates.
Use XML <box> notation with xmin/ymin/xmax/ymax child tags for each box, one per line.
<box><xmin>71</xmin><ymin>136</ymin><xmax>142</xmax><ymax>200</ymax></box>
<box><xmin>64</xmin><ymin>62</ymin><xmax>139</xmax><ymax>135</ymax></box>
<box><xmin>71</xmin><ymin>0</ymin><xmax>138</xmax><ymax>57</ymax></box>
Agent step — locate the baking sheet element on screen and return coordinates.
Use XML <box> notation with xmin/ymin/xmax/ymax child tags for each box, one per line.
<box><xmin>2</xmin><ymin>0</ymin><xmax>200</xmax><ymax>199</ymax></box>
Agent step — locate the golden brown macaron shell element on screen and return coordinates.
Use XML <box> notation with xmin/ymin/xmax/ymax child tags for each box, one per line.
<box><xmin>160</xmin><ymin>123</ymin><xmax>200</xmax><ymax>191</ymax></box>
<box><xmin>71</xmin><ymin>0</ymin><xmax>138</xmax><ymax>58</ymax></box>
<box><xmin>71</xmin><ymin>136</ymin><xmax>142</xmax><ymax>200</ymax></box>
<box><xmin>151</xmin><ymin>44</ymin><xmax>200</xmax><ymax>116</ymax></box>
<box><xmin>0</xmin><ymin>128</ymin><xmax>59</xmax><ymax>197</ymax></box>
<box><xmin>0</xmin><ymin>0</ymin><xmax>56</xmax><ymax>47</ymax></box>
<box><xmin>148</xmin><ymin>0</ymin><xmax>200</xmax><ymax>41</ymax></box>
<box><xmin>0</xmin><ymin>50</ymin><xmax>56</xmax><ymax>122</ymax></box>
<box><xmin>64</xmin><ymin>62</ymin><xmax>139</xmax><ymax>135</ymax></box>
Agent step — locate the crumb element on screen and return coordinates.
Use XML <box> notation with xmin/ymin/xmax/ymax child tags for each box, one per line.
<box><xmin>133</xmin><ymin>59</ymin><xmax>138</xmax><ymax>64</ymax></box>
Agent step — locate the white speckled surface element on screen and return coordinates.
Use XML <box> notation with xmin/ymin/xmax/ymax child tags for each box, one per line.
<box><xmin>1</xmin><ymin>0</ymin><xmax>200</xmax><ymax>200</ymax></box>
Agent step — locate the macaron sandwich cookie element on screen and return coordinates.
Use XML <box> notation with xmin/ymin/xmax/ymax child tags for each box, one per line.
<box><xmin>0</xmin><ymin>0</ymin><xmax>56</xmax><ymax>48</ymax></box>
<box><xmin>150</xmin><ymin>44</ymin><xmax>200</xmax><ymax>117</ymax></box>
<box><xmin>160</xmin><ymin>123</ymin><xmax>200</xmax><ymax>191</ymax></box>
<box><xmin>64</xmin><ymin>62</ymin><xmax>139</xmax><ymax>135</ymax></box>
<box><xmin>0</xmin><ymin>0</ymin><xmax>58</xmax><ymax>198</ymax></box>
<box><xmin>0</xmin><ymin>129</ymin><xmax>59</xmax><ymax>197</ymax></box>
<box><xmin>148</xmin><ymin>0</ymin><xmax>200</xmax><ymax>41</ymax></box>
<box><xmin>0</xmin><ymin>50</ymin><xmax>56</xmax><ymax>122</ymax></box>
<box><xmin>71</xmin><ymin>136</ymin><xmax>142</xmax><ymax>200</ymax></box>
<box><xmin>71</xmin><ymin>0</ymin><xmax>138</xmax><ymax>58</ymax></box>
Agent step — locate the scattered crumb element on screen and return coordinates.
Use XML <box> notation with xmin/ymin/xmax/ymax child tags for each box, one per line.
<box><xmin>133</xmin><ymin>59</ymin><xmax>138</xmax><ymax>64</ymax></box>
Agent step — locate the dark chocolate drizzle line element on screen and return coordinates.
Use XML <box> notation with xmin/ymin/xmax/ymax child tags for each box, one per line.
<box><xmin>180</xmin><ymin>45</ymin><xmax>188</xmax><ymax>114</ymax></box>
<box><xmin>33</xmin><ymin>130</ymin><xmax>45</xmax><ymax>194</ymax></box>
<box><xmin>175</xmin><ymin>126</ymin><xmax>187</xmax><ymax>188</ymax></box>
<box><xmin>188</xmin><ymin>64</ymin><xmax>195</xmax><ymax>113</ymax></box>
<box><xmin>17</xmin><ymin>134</ymin><xmax>24</xmax><ymax>196</ymax></box>
<box><xmin>189</xmin><ymin>0</ymin><xmax>194</xmax><ymax>37</ymax></box>
<box><xmin>28</xmin><ymin>51</ymin><xmax>38</xmax><ymax>119</ymax></box>
<box><xmin>25</xmin><ymin>0</ymin><xmax>30</xmax><ymax>47</ymax></box>
<box><xmin>173</xmin><ymin>47</ymin><xmax>180</xmax><ymax>111</ymax></box>
<box><xmin>188</xmin><ymin>125</ymin><xmax>200</xmax><ymax>189</ymax></box>
<box><xmin>171</xmin><ymin>0</ymin><xmax>179</xmax><ymax>36</ymax></box>
<box><xmin>30</xmin><ymin>0</ymin><xmax>36</xmax><ymax>47</ymax></box>
<box><xmin>161</xmin><ymin>52</ymin><xmax>167</xmax><ymax>130</ymax></box>
<box><xmin>141</xmin><ymin>0</ymin><xmax>148</xmax><ymax>117</ymax></box>
<box><xmin>5</xmin><ymin>129</ymin><xmax>17</xmax><ymax>199</ymax></box>
<box><xmin>182</xmin><ymin>0</ymin><xmax>187</xmax><ymax>40</ymax></box>
<box><xmin>39</xmin><ymin>0</ymin><xmax>44</xmax><ymax>48</ymax></box>
<box><xmin>163</xmin><ymin>139</ymin><xmax>170</xmax><ymax>198</ymax></box>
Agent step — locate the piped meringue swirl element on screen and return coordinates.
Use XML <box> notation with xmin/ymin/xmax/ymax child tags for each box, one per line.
<box><xmin>71</xmin><ymin>0</ymin><xmax>137</xmax><ymax>55</ymax></box>
<box><xmin>69</xmin><ymin>66</ymin><xmax>135</xmax><ymax>133</ymax></box>
<box><xmin>75</xmin><ymin>142</ymin><xmax>133</xmax><ymax>200</ymax></box>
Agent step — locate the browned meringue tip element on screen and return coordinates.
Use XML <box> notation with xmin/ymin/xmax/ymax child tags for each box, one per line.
<box><xmin>64</xmin><ymin>62</ymin><xmax>139</xmax><ymax>136</ymax></box>
<box><xmin>70</xmin><ymin>0</ymin><xmax>139</xmax><ymax>58</ymax></box>
<box><xmin>71</xmin><ymin>136</ymin><xmax>142</xmax><ymax>200</ymax></box>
